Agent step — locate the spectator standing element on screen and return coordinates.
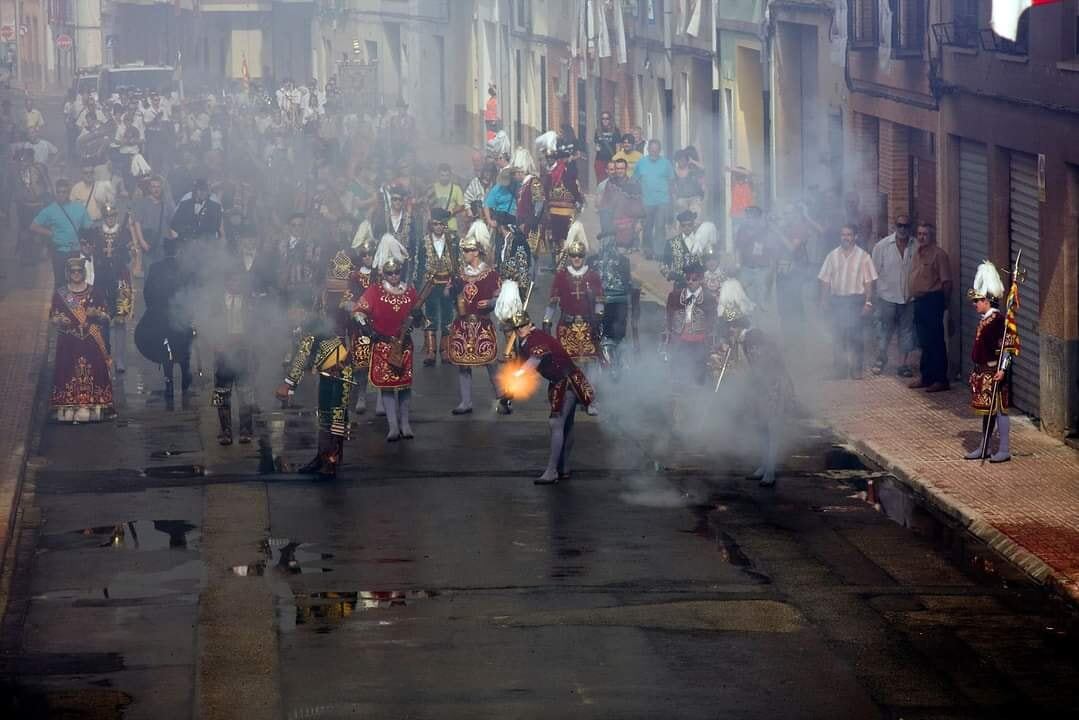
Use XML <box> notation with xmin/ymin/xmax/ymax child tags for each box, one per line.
<box><xmin>18</xmin><ymin>128</ymin><xmax>58</xmax><ymax>165</ymax></box>
<box><xmin>24</xmin><ymin>95</ymin><xmax>45</xmax><ymax>134</ymax></box>
<box><xmin>592</xmin><ymin>111</ymin><xmax>621</xmax><ymax>183</ymax></box>
<box><xmin>631</xmin><ymin>125</ymin><xmax>646</xmax><ymax>153</ymax></box>
<box><xmin>735</xmin><ymin>206</ymin><xmax>776</xmax><ymax>309</ymax></box>
<box><xmin>30</xmin><ymin>179</ymin><xmax>92</xmax><ymax>287</ymax></box>
<box><xmin>70</xmin><ymin>164</ymin><xmax>116</xmax><ymax>223</ymax></box>
<box><xmin>774</xmin><ymin>205</ymin><xmax>812</xmax><ymax>338</ymax></box>
<box><xmin>132</xmin><ymin>175</ymin><xmax>178</xmax><ymax>265</ymax></box>
<box><xmin>908</xmin><ymin>223</ymin><xmax>952</xmax><ymax>392</ymax></box>
<box><xmin>817</xmin><ymin>224</ymin><xmax>878</xmax><ymax>379</ymax></box>
<box><xmin>612</xmin><ymin>134</ymin><xmax>642</xmax><ymax>177</ymax></box>
<box><xmin>634</xmin><ymin>139</ymin><xmax>674</xmax><ymax>260</ymax></box>
<box><xmin>672</xmin><ymin>148</ymin><xmax>706</xmax><ymax>218</ymax></box>
<box><xmin>870</xmin><ymin>214</ymin><xmax>917</xmax><ymax>377</ymax></box>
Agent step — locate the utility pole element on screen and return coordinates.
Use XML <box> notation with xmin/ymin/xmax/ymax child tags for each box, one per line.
<box><xmin>14</xmin><ymin>0</ymin><xmax>22</xmax><ymax>85</ymax></box>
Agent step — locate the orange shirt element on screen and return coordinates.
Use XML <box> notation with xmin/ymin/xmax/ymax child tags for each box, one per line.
<box><xmin>484</xmin><ymin>97</ymin><xmax>499</xmax><ymax>122</ymax></box>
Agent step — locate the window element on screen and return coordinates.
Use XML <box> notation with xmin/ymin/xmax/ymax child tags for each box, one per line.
<box><xmin>894</xmin><ymin>0</ymin><xmax>927</xmax><ymax>56</ymax></box>
<box><xmin>514</xmin><ymin>0</ymin><xmax>531</xmax><ymax>31</ymax></box>
<box><xmin>946</xmin><ymin>0</ymin><xmax>980</xmax><ymax>48</ymax></box>
<box><xmin>850</xmin><ymin>0</ymin><xmax>880</xmax><ymax>48</ymax></box>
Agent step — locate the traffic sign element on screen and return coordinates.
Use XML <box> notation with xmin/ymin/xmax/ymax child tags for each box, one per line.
<box><xmin>56</xmin><ymin>34</ymin><xmax>72</xmax><ymax>50</ymax></box>
<box><xmin>0</xmin><ymin>25</ymin><xmax>14</xmax><ymax>42</ymax></box>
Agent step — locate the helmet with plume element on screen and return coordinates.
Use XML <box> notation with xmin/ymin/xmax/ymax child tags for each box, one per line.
<box><xmin>535</xmin><ymin>130</ymin><xmax>559</xmax><ymax>158</ymax></box>
<box><xmin>686</xmin><ymin>221</ymin><xmax>718</xmax><ymax>257</ymax></box>
<box><xmin>511</xmin><ymin>146</ymin><xmax>537</xmax><ymax>175</ymax></box>
<box><xmin>967</xmin><ymin>260</ymin><xmax>1004</xmax><ymax>302</ymax></box>
<box><xmin>373</xmin><ymin>232</ymin><xmax>408</xmax><ymax>274</ymax></box>
<box><xmin>564</xmin><ymin>220</ymin><xmax>588</xmax><ymax>257</ymax></box>
<box><xmin>509</xmin><ymin>310</ymin><xmax>533</xmax><ymax>329</ymax></box>
<box><xmin>718</xmin><ymin>278</ymin><xmax>756</xmax><ymax>322</ymax></box>
<box><xmin>351</xmin><ymin>219</ymin><xmax>374</xmax><ymax>252</ymax></box>
<box><xmin>466</xmin><ymin>218</ymin><xmax>492</xmax><ymax>255</ymax></box>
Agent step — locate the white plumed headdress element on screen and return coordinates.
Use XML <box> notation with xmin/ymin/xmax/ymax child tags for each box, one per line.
<box><xmin>466</xmin><ymin>218</ymin><xmax>492</xmax><ymax>256</ymax></box>
<box><xmin>372</xmin><ymin>232</ymin><xmax>408</xmax><ymax>272</ymax></box>
<box><xmin>718</xmin><ymin>278</ymin><xmax>756</xmax><ymax>322</ymax></box>
<box><xmin>968</xmin><ymin>260</ymin><xmax>1004</xmax><ymax>301</ymax></box>
<box><xmin>535</xmin><ymin>130</ymin><xmax>559</xmax><ymax>157</ymax></box>
<box><xmin>511</xmin><ymin>146</ymin><xmax>536</xmax><ymax>175</ymax></box>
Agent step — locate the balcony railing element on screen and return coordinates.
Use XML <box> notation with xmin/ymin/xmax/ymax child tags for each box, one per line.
<box><xmin>931</xmin><ymin>19</ymin><xmax>980</xmax><ymax>49</ymax></box>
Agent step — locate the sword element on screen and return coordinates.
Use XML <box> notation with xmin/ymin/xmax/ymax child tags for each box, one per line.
<box><xmin>713</xmin><ymin>345</ymin><xmax>733</xmax><ymax>393</ymax></box>
<box><xmin>319</xmin><ymin>371</ymin><xmax>360</xmax><ymax>386</ymax></box>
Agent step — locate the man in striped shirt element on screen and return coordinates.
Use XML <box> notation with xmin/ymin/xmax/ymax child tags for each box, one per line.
<box><xmin>818</xmin><ymin>225</ymin><xmax>878</xmax><ymax>379</ymax></box>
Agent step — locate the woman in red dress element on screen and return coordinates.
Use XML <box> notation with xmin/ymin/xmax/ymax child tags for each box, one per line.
<box><xmin>447</xmin><ymin>235</ymin><xmax>510</xmax><ymax>415</ymax></box>
<box><xmin>353</xmin><ymin>258</ymin><xmax>421</xmax><ymax>441</ymax></box>
<box><xmin>49</xmin><ymin>256</ymin><xmax>114</xmax><ymax>423</ymax></box>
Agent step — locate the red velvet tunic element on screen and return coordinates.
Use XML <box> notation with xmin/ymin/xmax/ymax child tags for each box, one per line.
<box><xmin>356</xmin><ymin>282</ymin><xmax>418</xmax><ymax>389</ymax></box>
<box><xmin>550</xmin><ymin>267</ymin><xmax>604</xmax><ymax>361</ymax></box>
<box><xmin>448</xmin><ymin>265</ymin><xmax>501</xmax><ymax>366</ymax></box>
<box><xmin>969</xmin><ymin>308</ymin><xmax>1018</xmax><ymax>415</ymax></box>
<box><xmin>517</xmin><ymin>328</ymin><xmax>595</xmax><ymax>415</ymax></box>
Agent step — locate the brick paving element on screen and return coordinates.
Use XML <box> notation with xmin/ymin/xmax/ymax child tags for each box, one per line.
<box><xmin>629</xmin><ymin>251</ymin><xmax>1079</xmax><ymax>603</ymax></box>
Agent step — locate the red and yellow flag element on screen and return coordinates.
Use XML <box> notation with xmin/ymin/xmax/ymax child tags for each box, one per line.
<box><xmin>1004</xmin><ymin>277</ymin><xmax>1021</xmax><ymax>357</ymax></box>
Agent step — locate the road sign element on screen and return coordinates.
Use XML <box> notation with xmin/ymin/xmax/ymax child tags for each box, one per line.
<box><xmin>0</xmin><ymin>25</ymin><xmax>14</xmax><ymax>42</ymax></box>
<box><xmin>55</xmin><ymin>34</ymin><xmax>73</xmax><ymax>50</ymax></box>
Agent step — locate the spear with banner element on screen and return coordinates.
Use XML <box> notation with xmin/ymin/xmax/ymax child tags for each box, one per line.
<box><xmin>981</xmin><ymin>250</ymin><xmax>1023</xmax><ymax>465</ymax></box>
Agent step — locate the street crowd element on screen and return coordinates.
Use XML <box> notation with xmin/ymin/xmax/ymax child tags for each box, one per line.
<box><xmin>0</xmin><ymin>71</ymin><xmax>1014</xmax><ymax>483</ymax></box>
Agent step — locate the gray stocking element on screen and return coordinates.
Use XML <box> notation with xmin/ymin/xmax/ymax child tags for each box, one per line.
<box><xmin>558</xmin><ymin>394</ymin><xmax>579</xmax><ymax>475</ymax></box>
<box><xmin>484</xmin><ymin>364</ymin><xmax>502</xmax><ymax>398</ymax></box>
<box><xmin>399</xmin><ymin>389</ymin><xmax>414</xmax><ymax>438</ymax></box>
<box><xmin>454</xmin><ymin>368</ymin><xmax>473</xmax><ymax>412</ymax></box>
<box><xmin>382</xmin><ymin>390</ymin><xmax>400</xmax><ymax>441</ymax></box>
<box><xmin>992</xmin><ymin>414</ymin><xmax>1011</xmax><ymax>461</ymax></box>
<box><xmin>541</xmin><ymin>393</ymin><xmax>577</xmax><ymax>481</ymax></box>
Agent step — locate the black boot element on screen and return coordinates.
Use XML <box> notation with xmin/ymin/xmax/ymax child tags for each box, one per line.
<box><xmin>164</xmin><ymin>377</ymin><xmax>175</xmax><ymax>411</ymax></box>
<box><xmin>217</xmin><ymin>405</ymin><xmax>233</xmax><ymax>445</ymax></box>
<box><xmin>298</xmin><ymin>431</ymin><xmax>339</xmax><ymax>479</ymax></box>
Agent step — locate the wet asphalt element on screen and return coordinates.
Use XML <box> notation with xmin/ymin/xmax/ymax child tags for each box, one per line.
<box><xmin>3</xmin><ymin>266</ymin><xmax>1079</xmax><ymax>719</ymax></box>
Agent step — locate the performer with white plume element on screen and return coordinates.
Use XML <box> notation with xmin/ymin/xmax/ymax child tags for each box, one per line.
<box><xmin>493</xmin><ymin>216</ymin><xmax>533</xmax><ymax>361</ymax></box>
<box><xmin>964</xmin><ymin>260</ymin><xmax>1019</xmax><ymax>463</ymax></box>
<box><xmin>663</xmin><ymin>212</ymin><xmax>716</xmax><ymax>288</ymax></box>
<box><xmin>353</xmin><ymin>235</ymin><xmax>424</xmax><ymax>441</ymax></box>
<box><xmin>544</xmin><ymin>228</ymin><xmax>604</xmax><ymax>415</ymax></box>
<box><xmin>447</xmin><ymin>234</ymin><xmax>512</xmax><ymax>415</ymax></box>
<box><xmin>536</xmin><ymin>130</ymin><xmax>583</xmax><ymax>269</ymax></box>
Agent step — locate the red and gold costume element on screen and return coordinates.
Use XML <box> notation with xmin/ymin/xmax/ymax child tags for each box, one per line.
<box><xmin>49</xmin><ymin>284</ymin><xmax>114</xmax><ymax>419</ymax></box>
<box><xmin>516</xmin><ymin>174</ymin><xmax>547</xmax><ymax>255</ymax></box>
<box><xmin>518</xmin><ymin>328</ymin><xmax>595</xmax><ymax>416</ymax></box>
<box><xmin>543</xmin><ymin>159</ymin><xmax>581</xmax><ymax>254</ymax></box>
<box><xmin>448</xmin><ymin>264</ymin><xmax>501</xmax><ymax>366</ymax></box>
<box><xmin>548</xmin><ymin>266</ymin><xmax>604</xmax><ymax>361</ymax></box>
<box><xmin>355</xmin><ymin>281</ymin><xmax>419</xmax><ymax>389</ymax></box>
<box><xmin>969</xmin><ymin>308</ymin><xmax>1018</xmax><ymax>415</ymax></box>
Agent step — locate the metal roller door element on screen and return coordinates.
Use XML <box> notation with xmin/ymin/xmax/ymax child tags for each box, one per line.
<box><xmin>958</xmin><ymin>140</ymin><xmax>990</xmax><ymax>381</ymax></box>
<box><xmin>1008</xmin><ymin>152</ymin><xmax>1041</xmax><ymax>417</ymax></box>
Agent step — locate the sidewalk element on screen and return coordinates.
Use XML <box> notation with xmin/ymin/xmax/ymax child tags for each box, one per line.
<box><xmin>629</xmin><ymin>253</ymin><xmax>1079</xmax><ymax>604</ymax></box>
<box><xmin>0</xmin><ymin>254</ymin><xmax>53</xmax><ymax>579</ymax></box>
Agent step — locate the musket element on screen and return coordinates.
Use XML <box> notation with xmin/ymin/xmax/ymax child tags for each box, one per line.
<box><xmin>319</xmin><ymin>371</ymin><xmax>360</xmax><ymax>386</ymax></box>
<box><xmin>713</xmin><ymin>345</ymin><xmax>734</xmax><ymax>393</ymax></box>
<box><xmin>981</xmin><ymin>250</ymin><xmax>1022</xmax><ymax>465</ymax></box>
<box><xmin>387</xmin><ymin>275</ymin><xmax>435</xmax><ymax>372</ymax></box>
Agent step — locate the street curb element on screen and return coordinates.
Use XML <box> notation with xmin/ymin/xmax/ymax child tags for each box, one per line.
<box><xmin>833</xmin><ymin>431</ymin><xmax>1079</xmax><ymax>607</ymax></box>
<box><xmin>0</xmin><ymin>264</ymin><xmax>54</xmax><ymax>619</ymax></box>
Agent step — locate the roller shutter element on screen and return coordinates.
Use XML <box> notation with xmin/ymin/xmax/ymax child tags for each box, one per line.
<box><xmin>958</xmin><ymin>140</ymin><xmax>989</xmax><ymax>381</ymax></box>
<box><xmin>1008</xmin><ymin>152</ymin><xmax>1041</xmax><ymax>417</ymax></box>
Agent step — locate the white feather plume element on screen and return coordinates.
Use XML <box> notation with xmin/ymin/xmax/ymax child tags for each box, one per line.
<box><xmin>372</xmin><ymin>232</ymin><xmax>408</xmax><ymax>270</ymax></box>
<box><xmin>511</xmin><ymin>146</ymin><xmax>536</xmax><ymax>175</ymax></box>
<box><xmin>494</xmin><ymin>279</ymin><xmax>523</xmax><ymax>322</ymax></box>
<box><xmin>351</xmin><ymin>219</ymin><xmax>373</xmax><ymax>250</ymax></box>
<box><xmin>486</xmin><ymin>130</ymin><xmax>511</xmax><ymax>158</ymax></box>
<box><xmin>686</xmin><ymin>221</ymin><xmax>717</xmax><ymax>257</ymax></box>
<box><xmin>535</xmin><ymin>130</ymin><xmax>559</xmax><ymax>156</ymax></box>
<box><xmin>972</xmin><ymin>260</ymin><xmax>1004</xmax><ymax>299</ymax></box>
<box><xmin>718</xmin><ymin>278</ymin><xmax>756</xmax><ymax>319</ymax></box>
<box><xmin>466</xmin><ymin>218</ymin><xmax>492</xmax><ymax>255</ymax></box>
<box><xmin>565</xmin><ymin>220</ymin><xmax>588</xmax><ymax>253</ymax></box>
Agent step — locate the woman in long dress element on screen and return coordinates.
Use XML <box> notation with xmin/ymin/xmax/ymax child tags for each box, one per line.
<box><xmin>49</xmin><ymin>256</ymin><xmax>114</xmax><ymax>423</ymax></box>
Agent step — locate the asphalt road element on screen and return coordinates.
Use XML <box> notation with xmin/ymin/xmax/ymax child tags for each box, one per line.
<box><xmin>2</xmin><ymin>253</ymin><xmax>1079</xmax><ymax>720</ymax></box>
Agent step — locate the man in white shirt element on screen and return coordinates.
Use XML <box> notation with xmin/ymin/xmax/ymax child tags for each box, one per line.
<box><xmin>70</xmin><ymin>164</ymin><xmax>116</xmax><ymax>222</ymax></box>
<box><xmin>870</xmin><ymin>214</ymin><xmax>917</xmax><ymax>377</ymax></box>
<box><xmin>818</xmin><ymin>224</ymin><xmax>878</xmax><ymax>379</ymax></box>
<box><xmin>17</xmin><ymin>128</ymin><xmax>58</xmax><ymax>165</ymax></box>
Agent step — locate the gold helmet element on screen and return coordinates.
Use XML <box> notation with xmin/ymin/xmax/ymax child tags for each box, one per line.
<box><xmin>459</xmin><ymin>235</ymin><xmax>480</xmax><ymax>252</ymax></box>
<box><xmin>967</xmin><ymin>260</ymin><xmax>1004</xmax><ymax>302</ymax></box>
<box><xmin>509</xmin><ymin>310</ymin><xmax>533</xmax><ymax>329</ymax></box>
<box><xmin>565</xmin><ymin>238</ymin><xmax>587</xmax><ymax>258</ymax></box>
<box><xmin>381</xmin><ymin>258</ymin><xmax>403</xmax><ymax>274</ymax></box>
<box><xmin>102</xmin><ymin>203</ymin><xmax>118</xmax><ymax>217</ymax></box>
<box><xmin>66</xmin><ymin>256</ymin><xmax>87</xmax><ymax>272</ymax></box>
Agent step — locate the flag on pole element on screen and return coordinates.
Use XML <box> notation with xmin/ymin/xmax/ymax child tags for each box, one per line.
<box><xmin>1004</xmin><ymin>273</ymin><xmax>1021</xmax><ymax>357</ymax></box>
<box><xmin>992</xmin><ymin>0</ymin><xmax>1062</xmax><ymax>41</ymax></box>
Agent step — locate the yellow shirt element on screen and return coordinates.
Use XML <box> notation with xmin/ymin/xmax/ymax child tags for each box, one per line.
<box><xmin>613</xmin><ymin>149</ymin><xmax>643</xmax><ymax>177</ymax></box>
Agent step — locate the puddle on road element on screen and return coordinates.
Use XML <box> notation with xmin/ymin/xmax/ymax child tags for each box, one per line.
<box><xmin>148</xmin><ymin>449</ymin><xmax>194</xmax><ymax>459</ymax></box>
<box><xmin>143</xmin><ymin>464</ymin><xmax>205</xmax><ymax>479</ymax></box>
<box><xmin>682</xmin><ymin>502</ymin><xmax>771</xmax><ymax>583</ymax></box>
<box><xmin>229</xmin><ymin>538</ymin><xmax>335</xmax><ymax>577</ymax></box>
<box><xmin>287</xmin><ymin>590</ymin><xmax>440</xmax><ymax>633</ymax></box>
<box><xmin>0</xmin><ymin>682</ymin><xmax>132</xmax><ymax>719</ymax></box>
<box><xmin>41</xmin><ymin>520</ymin><xmax>200</xmax><ymax>552</ymax></box>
